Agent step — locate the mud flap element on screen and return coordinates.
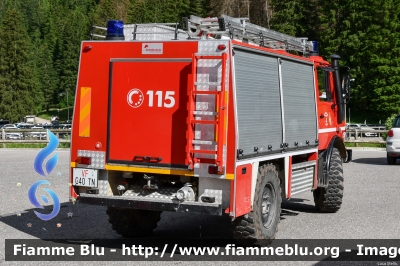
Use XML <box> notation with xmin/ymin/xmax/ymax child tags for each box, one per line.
<box><xmin>344</xmin><ymin>149</ymin><xmax>352</xmax><ymax>163</ymax></box>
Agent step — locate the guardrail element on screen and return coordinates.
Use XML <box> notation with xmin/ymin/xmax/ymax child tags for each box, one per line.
<box><xmin>344</xmin><ymin>129</ymin><xmax>387</xmax><ymax>146</ymax></box>
<box><xmin>1</xmin><ymin>129</ymin><xmax>71</xmax><ymax>148</ymax></box>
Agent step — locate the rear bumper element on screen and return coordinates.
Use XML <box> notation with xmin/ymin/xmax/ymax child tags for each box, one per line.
<box><xmin>78</xmin><ymin>193</ymin><xmax>223</xmax><ymax>216</ymax></box>
<box><xmin>386</xmin><ymin>140</ymin><xmax>400</xmax><ymax>156</ymax></box>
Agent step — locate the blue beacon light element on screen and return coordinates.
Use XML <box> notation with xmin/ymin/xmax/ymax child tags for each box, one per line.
<box><xmin>106</xmin><ymin>20</ymin><xmax>125</xmax><ymax>40</ymax></box>
<box><xmin>310</xmin><ymin>41</ymin><xmax>319</xmax><ymax>56</ymax></box>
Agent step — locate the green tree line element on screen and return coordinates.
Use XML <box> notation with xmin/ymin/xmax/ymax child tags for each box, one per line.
<box><xmin>0</xmin><ymin>0</ymin><xmax>399</xmax><ymax>123</ymax></box>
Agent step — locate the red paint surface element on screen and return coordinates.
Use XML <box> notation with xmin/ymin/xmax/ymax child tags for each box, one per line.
<box><xmin>108</xmin><ymin>61</ymin><xmax>191</xmax><ymax>165</ymax></box>
<box><xmin>235</xmin><ymin>164</ymin><xmax>252</xmax><ymax>216</ymax></box>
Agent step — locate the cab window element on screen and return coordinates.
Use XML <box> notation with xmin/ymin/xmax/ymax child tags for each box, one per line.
<box><xmin>317</xmin><ymin>66</ymin><xmax>333</xmax><ymax>102</ymax></box>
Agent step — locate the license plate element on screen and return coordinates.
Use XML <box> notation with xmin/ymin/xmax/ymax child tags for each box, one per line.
<box><xmin>73</xmin><ymin>168</ymin><xmax>98</xmax><ymax>187</ymax></box>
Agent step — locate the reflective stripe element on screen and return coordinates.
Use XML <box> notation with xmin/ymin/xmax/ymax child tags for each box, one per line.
<box><xmin>318</xmin><ymin>127</ymin><xmax>346</xmax><ymax>134</ymax></box>
<box><xmin>236</xmin><ymin>148</ymin><xmax>318</xmax><ymax>166</ymax></box>
<box><xmin>79</xmin><ymin>87</ymin><xmax>91</xmax><ymax>137</ymax></box>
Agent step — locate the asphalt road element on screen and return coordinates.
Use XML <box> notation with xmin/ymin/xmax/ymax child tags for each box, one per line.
<box><xmin>0</xmin><ymin>148</ymin><xmax>399</xmax><ymax>266</ymax></box>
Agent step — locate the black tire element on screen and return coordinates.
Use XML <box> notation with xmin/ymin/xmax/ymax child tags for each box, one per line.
<box><xmin>313</xmin><ymin>148</ymin><xmax>344</xmax><ymax>213</ymax></box>
<box><xmin>106</xmin><ymin>207</ymin><xmax>162</xmax><ymax>238</ymax></box>
<box><xmin>232</xmin><ymin>164</ymin><xmax>281</xmax><ymax>246</ymax></box>
<box><xmin>387</xmin><ymin>154</ymin><xmax>397</xmax><ymax>165</ymax></box>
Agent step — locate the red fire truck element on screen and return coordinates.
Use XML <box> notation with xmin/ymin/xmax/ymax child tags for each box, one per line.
<box><xmin>69</xmin><ymin>15</ymin><xmax>351</xmax><ymax>245</ymax></box>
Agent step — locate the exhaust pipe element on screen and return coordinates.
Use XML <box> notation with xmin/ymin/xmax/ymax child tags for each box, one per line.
<box><xmin>330</xmin><ymin>54</ymin><xmax>345</xmax><ymax>124</ymax></box>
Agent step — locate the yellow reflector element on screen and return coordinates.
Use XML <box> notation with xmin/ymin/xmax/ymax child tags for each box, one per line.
<box><xmin>79</xmin><ymin>87</ymin><xmax>91</xmax><ymax>137</ymax></box>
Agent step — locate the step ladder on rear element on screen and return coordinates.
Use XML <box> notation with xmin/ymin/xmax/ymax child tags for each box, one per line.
<box><xmin>186</xmin><ymin>47</ymin><xmax>229</xmax><ymax>175</ymax></box>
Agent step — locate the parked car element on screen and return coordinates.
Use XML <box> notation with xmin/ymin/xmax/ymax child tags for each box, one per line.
<box><xmin>368</xmin><ymin>124</ymin><xmax>386</xmax><ymax>130</ymax></box>
<box><xmin>2</xmin><ymin>124</ymin><xmax>17</xmax><ymax>129</ymax></box>
<box><xmin>16</xmin><ymin>123</ymin><xmax>33</xmax><ymax>129</ymax></box>
<box><xmin>386</xmin><ymin>114</ymin><xmax>400</xmax><ymax>165</ymax></box>
<box><xmin>359</xmin><ymin>124</ymin><xmax>377</xmax><ymax>137</ymax></box>
<box><xmin>346</xmin><ymin>124</ymin><xmax>360</xmax><ymax>137</ymax></box>
<box><xmin>5</xmin><ymin>133</ymin><xmax>23</xmax><ymax>140</ymax></box>
<box><xmin>346</xmin><ymin>124</ymin><xmax>360</xmax><ymax>129</ymax></box>
<box><xmin>29</xmin><ymin>126</ymin><xmax>47</xmax><ymax>139</ymax></box>
<box><xmin>2</xmin><ymin>124</ymin><xmax>23</xmax><ymax>139</ymax></box>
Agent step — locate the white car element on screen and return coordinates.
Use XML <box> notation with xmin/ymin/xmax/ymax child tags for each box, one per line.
<box><xmin>346</xmin><ymin>124</ymin><xmax>360</xmax><ymax>137</ymax></box>
<box><xmin>386</xmin><ymin>115</ymin><xmax>400</xmax><ymax>165</ymax></box>
<box><xmin>5</xmin><ymin>133</ymin><xmax>23</xmax><ymax>140</ymax></box>
<box><xmin>2</xmin><ymin>124</ymin><xmax>17</xmax><ymax>129</ymax></box>
<box><xmin>30</xmin><ymin>126</ymin><xmax>47</xmax><ymax>139</ymax></box>
<box><xmin>2</xmin><ymin>124</ymin><xmax>23</xmax><ymax>139</ymax></box>
<box><xmin>359</xmin><ymin>124</ymin><xmax>377</xmax><ymax>137</ymax></box>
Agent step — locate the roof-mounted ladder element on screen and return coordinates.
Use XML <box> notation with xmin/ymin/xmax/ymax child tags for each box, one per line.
<box><xmin>183</xmin><ymin>14</ymin><xmax>316</xmax><ymax>55</ymax></box>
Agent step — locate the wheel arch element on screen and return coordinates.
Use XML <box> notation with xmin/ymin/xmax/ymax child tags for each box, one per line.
<box><xmin>324</xmin><ymin>136</ymin><xmax>346</xmax><ymax>173</ymax></box>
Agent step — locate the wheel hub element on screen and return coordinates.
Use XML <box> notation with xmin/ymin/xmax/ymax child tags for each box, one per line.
<box><xmin>261</xmin><ymin>183</ymin><xmax>275</xmax><ymax>228</ymax></box>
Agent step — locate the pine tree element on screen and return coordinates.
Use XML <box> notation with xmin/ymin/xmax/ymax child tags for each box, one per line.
<box><xmin>0</xmin><ymin>8</ymin><xmax>36</xmax><ymax>122</ymax></box>
<box><xmin>318</xmin><ymin>0</ymin><xmax>400</xmax><ymax>120</ymax></box>
<box><xmin>92</xmin><ymin>0</ymin><xmax>130</xmax><ymax>26</ymax></box>
<box><xmin>58</xmin><ymin>7</ymin><xmax>92</xmax><ymax>115</ymax></box>
<box><xmin>268</xmin><ymin>0</ymin><xmax>318</xmax><ymax>39</ymax></box>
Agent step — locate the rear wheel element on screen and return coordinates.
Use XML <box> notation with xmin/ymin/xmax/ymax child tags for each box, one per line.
<box><xmin>106</xmin><ymin>207</ymin><xmax>162</xmax><ymax>238</ymax></box>
<box><xmin>232</xmin><ymin>164</ymin><xmax>281</xmax><ymax>245</ymax></box>
<box><xmin>313</xmin><ymin>148</ymin><xmax>344</xmax><ymax>213</ymax></box>
<box><xmin>387</xmin><ymin>154</ymin><xmax>397</xmax><ymax>165</ymax></box>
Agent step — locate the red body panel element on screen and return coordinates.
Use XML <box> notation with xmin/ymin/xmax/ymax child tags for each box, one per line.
<box><xmin>108</xmin><ymin>60</ymin><xmax>191</xmax><ymax>166</ymax></box>
<box><xmin>234</xmin><ymin>164</ymin><xmax>252</xmax><ymax>216</ymax></box>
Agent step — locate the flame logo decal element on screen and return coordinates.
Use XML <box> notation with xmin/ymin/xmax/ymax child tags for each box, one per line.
<box><xmin>28</xmin><ymin>180</ymin><xmax>60</xmax><ymax>221</ymax></box>
<box><xmin>34</xmin><ymin>130</ymin><xmax>59</xmax><ymax>176</ymax></box>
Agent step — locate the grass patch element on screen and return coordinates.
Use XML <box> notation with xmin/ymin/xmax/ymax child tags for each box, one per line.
<box><xmin>345</xmin><ymin>142</ymin><xmax>385</xmax><ymax>148</ymax></box>
<box><xmin>2</xmin><ymin>143</ymin><xmax>47</xmax><ymax>148</ymax></box>
<box><xmin>36</xmin><ymin>107</ymin><xmax>73</xmax><ymax>121</ymax></box>
<box><xmin>1</xmin><ymin>143</ymin><xmax>70</xmax><ymax>148</ymax></box>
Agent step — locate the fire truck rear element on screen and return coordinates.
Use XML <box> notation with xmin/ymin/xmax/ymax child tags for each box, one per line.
<box><xmin>70</xmin><ymin>16</ymin><xmax>352</xmax><ymax>245</ymax></box>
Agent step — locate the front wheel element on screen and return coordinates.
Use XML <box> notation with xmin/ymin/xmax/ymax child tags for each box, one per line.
<box><xmin>313</xmin><ymin>148</ymin><xmax>344</xmax><ymax>213</ymax></box>
<box><xmin>232</xmin><ymin>164</ymin><xmax>281</xmax><ymax>245</ymax></box>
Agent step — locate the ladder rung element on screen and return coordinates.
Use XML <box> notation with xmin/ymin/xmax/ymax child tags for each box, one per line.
<box><xmin>191</xmin><ymin>120</ymin><xmax>217</xmax><ymax>125</ymax></box>
<box><xmin>194</xmin><ymin>82</ymin><xmax>220</xmax><ymax>86</ymax></box>
<box><xmin>192</xmin><ymin>91</ymin><xmax>219</xmax><ymax>95</ymax></box>
<box><xmin>190</xmin><ymin>149</ymin><xmax>217</xmax><ymax>154</ymax></box>
<box><xmin>192</xmin><ymin>140</ymin><xmax>217</xmax><ymax>145</ymax></box>
<box><xmin>193</xmin><ymin>111</ymin><xmax>218</xmax><ymax>115</ymax></box>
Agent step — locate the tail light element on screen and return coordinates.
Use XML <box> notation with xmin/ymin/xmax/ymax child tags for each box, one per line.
<box><xmin>217</xmin><ymin>44</ymin><xmax>226</xmax><ymax>50</ymax></box>
<box><xmin>76</xmin><ymin>156</ymin><xmax>91</xmax><ymax>165</ymax></box>
<box><xmin>388</xmin><ymin>130</ymin><xmax>394</xmax><ymax>137</ymax></box>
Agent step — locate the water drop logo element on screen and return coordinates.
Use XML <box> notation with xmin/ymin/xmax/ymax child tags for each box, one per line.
<box><xmin>29</xmin><ymin>130</ymin><xmax>60</xmax><ymax>220</ymax></box>
<box><xmin>28</xmin><ymin>180</ymin><xmax>60</xmax><ymax>221</ymax></box>
<box><xmin>34</xmin><ymin>130</ymin><xmax>59</xmax><ymax>176</ymax></box>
